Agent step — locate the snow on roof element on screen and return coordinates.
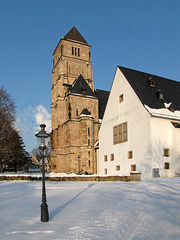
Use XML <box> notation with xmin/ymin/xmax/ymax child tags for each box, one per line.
<box><xmin>144</xmin><ymin>104</ymin><xmax>180</xmax><ymax>120</ymax></box>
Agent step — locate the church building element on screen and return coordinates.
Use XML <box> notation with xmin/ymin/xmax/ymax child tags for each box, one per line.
<box><xmin>50</xmin><ymin>27</ymin><xmax>109</xmax><ymax>174</ymax></box>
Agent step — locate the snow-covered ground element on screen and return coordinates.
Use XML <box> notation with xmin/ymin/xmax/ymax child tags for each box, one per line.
<box><xmin>0</xmin><ymin>178</ymin><xmax>179</xmax><ymax>240</ymax></box>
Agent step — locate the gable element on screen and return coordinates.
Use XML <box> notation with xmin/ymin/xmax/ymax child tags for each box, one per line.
<box><xmin>69</xmin><ymin>74</ymin><xmax>96</xmax><ymax>97</ymax></box>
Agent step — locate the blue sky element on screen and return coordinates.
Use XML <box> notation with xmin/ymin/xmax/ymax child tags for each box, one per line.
<box><xmin>0</xmin><ymin>0</ymin><xmax>180</xmax><ymax>153</ymax></box>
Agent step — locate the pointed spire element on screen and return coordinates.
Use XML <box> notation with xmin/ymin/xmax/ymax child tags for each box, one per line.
<box><xmin>63</xmin><ymin>26</ymin><xmax>88</xmax><ymax>44</ymax></box>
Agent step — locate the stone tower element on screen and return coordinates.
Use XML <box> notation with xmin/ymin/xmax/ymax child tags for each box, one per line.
<box><xmin>50</xmin><ymin>27</ymin><xmax>100</xmax><ymax>174</ymax></box>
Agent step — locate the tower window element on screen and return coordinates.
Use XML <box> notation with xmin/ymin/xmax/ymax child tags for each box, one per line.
<box><xmin>88</xmin><ymin>127</ymin><xmax>90</xmax><ymax>136</ymax></box>
<box><xmin>88</xmin><ymin>160</ymin><xmax>91</xmax><ymax>167</ymax></box>
<box><xmin>75</xmin><ymin>48</ymin><xmax>77</xmax><ymax>56</ymax></box>
<box><xmin>76</xmin><ymin>109</ymin><xmax>78</xmax><ymax>116</ymax></box>
<box><xmin>78</xmin><ymin>48</ymin><xmax>80</xmax><ymax>57</ymax></box>
<box><xmin>88</xmin><ymin>139</ymin><xmax>90</xmax><ymax>146</ymax></box>
<box><xmin>104</xmin><ymin>155</ymin><xmax>108</xmax><ymax>162</ymax></box>
<box><xmin>72</xmin><ymin>47</ymin><xmax>74</xmax><ymax>55</ymax></box>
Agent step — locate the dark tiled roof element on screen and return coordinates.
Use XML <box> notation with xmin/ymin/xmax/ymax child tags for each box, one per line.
<box><xmin>70</xmin><ymin>75</ymin><xmax>96</xmax><ymax>97</ymax></box>
<box><xmin>64</xmin><ymin>26</ymin><xmax>88</xmax><ymax>44</ymax></box>
<box><xmin>118</xmin><ymin>66</ymin><xmax>180</xmax><ymax>111</ymax></box>
<box><xmin>94</xmin><ymin>89</ymin><xmax>110</xmax><ymax>119</ymax></box>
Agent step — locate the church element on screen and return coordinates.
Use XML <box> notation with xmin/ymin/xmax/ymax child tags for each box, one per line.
<box><xmin>50</xmin><ymin>26</ymin><xmax>109</xmax><ymax>174</ymax></box>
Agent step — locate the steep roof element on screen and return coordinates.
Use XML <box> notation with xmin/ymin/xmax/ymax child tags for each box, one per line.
<box><xmin>118</xmin><ymin>66</ymin><xmax>180</xmax><ymax>111</ymax></box>
<box><xmin>64</xmin><ymin>26</ymin><xmax>88</xmax><ymax>44</ymax></box>
<box><xmin>94</xmin><ymin>89</ymin><xmax>110</xmax><ymax>119</ymax></box>
<box><xmin>70</xmin><ymin>75</ymin><xmax>96</xmax><ymax>97</ymax></box>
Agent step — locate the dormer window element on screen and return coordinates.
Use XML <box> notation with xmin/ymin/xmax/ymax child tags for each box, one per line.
<box><xmin>157</xmin><ymin>90</ymin><xmax>164</xmax><ymax>99</ymax></box>
<box><xmin>149</xmin><ymin>77</ymin><xmax>155</xmax><ymax>87</ymax></box>
<box><xmin>81</xmin><ymin>89</ymin><xmax>86</xmax><ymax>95</ymax></box>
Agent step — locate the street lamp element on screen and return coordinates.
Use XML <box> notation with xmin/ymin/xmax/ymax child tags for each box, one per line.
<box><xmin>35</xmin><ymin>123</ymin><xmax>50</xmax><ymax>222</ymax></box>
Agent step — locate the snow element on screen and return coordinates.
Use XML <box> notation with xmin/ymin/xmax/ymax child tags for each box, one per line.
<box><xmin>0</xmin><ymin>177</ymin><xmax>180</xmax><ymax>240</ymax></box>
<box><xmin>144</xmin><ymin>104</ymin><xmax>180</xmax><ymax>120</ymax></box>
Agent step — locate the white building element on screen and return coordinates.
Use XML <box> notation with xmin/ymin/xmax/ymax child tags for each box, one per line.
<box><xmin>99</xmin><ymin>66</ymin><xmax>180</xmax><ymax>178</ymax></box>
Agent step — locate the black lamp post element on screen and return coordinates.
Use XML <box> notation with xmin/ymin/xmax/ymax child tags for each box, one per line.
<box><xmin>35</xmin><ymin>123</ymin><xmax>50</xmax><ymax>222</ymax></box>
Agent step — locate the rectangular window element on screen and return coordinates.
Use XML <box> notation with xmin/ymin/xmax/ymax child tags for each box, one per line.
<box><xmin>131</xmin><ymin>164</ymin><xmax>136</xmax><ymax>171</ymax></box>
<box><xmin>116</xmin><ymin>165</ymin><xmax>120</xmax><ymax>171</ymax></box>
<box><xmin>128</xmin><ymin>151</ymin><xmax>133</xmax><ymax>159</ymax></box>
<box><xmin>72</xmin><ymin>47</ymin><xmax>74</xmax><ymax>55</ymax></box>
<box><xmin>113</xmin><ymin>122</ymin><xmax>128</xmax><ymax>144</ymax></box>
<box><xmin>88</xmin><ymin>160</ymin><xmax>91</xmax><ymax>167</ymax></box>
<box><xmin>88</xmin><ymin>139</ymin><xmax>90</xmax><ymax>146</ymax></box>
<box><xmin>105</xmin><ymin>168</ymin><xmax>107</xmax><ymax>174</ymax></box>
<box><xmin>104</xmin><ymin>155</ymin><xmax>108</xmax><ymax>162</ymax></box>
<box><xmin>78</xmin><ymin>48</ymin><xmax>80</xmax><ymax>56</ymax></box>
<box><xmin>164</xmin><ymin>162</ymin><xmax>170</xmax><ymax>169</ymax></box>
<box><xmin>110</xmin><ymin>154</ymin><xmax>114</xmax><ymax>161</ymax></box>
<box><xmin>88</xmin><ymin>127</ymin><xmax>90</xmax><ymax>136</ymax></box>
<box><xmin>75</xmin><ymin>48</ymin><xmax>77</xmax><ymax>56</ymax></box>
<box><xmin>164</xmin><ymin>148</ymin><xmax>170</xmax><ymax>157</ymax></box>
<box><xmin>119</xmin><ymin>94</ymin><xmax>124</xmax><ymax>103</ymax></box>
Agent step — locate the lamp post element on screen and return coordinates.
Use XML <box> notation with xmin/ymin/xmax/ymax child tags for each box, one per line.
<box><xmin>35</xmin><ymin>123</ymin><xmax>50</xmax><ymax>222</ymax></box>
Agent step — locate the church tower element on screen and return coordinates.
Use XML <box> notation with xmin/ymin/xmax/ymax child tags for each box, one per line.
<box><xmin>51</xmin><ymin>27</ymin><xmax>100</xmax><ymax>174</ymax></box>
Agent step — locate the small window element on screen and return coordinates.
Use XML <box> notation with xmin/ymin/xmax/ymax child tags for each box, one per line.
<box><xmin>76</xmin><ymin>109</ymin><xmax>78</xmax><ymax>116</ymax></box>
<box><xmin>164</xmin><ymin>162</ymin><xmax>170</xmax><ymax>169</ymax></box>
<box><xmin>72</xmin><ymin>47</ymin><xmax>74</xmax><ymax>55</ymax></box>
<box><xmin>105</xmin><ymin>169</ymin><xmax>107</xmax><ymax>174</ymax></box>
<box><xmin>75</xmin><ymin>48</ymin><xmax>77</xmax><ymax>56</ymax></box>
<box><xmin>78</xmin><ymin>48</ymin><xmax>80</xmax><ymax>57</ymax></box>
<box><xmin>81</xmin><ymin>89</ymin><xmax>86</xmax><ymax>95</ymax></box>
<box><xmin>110</xmin><ymin>154</ymin><xmax>114</xmax><ymax>161</ymax></box>
<box><xmin>104</xmin><ymin>155</ymin><xmax>108</xmax><ymax>162</ymax></box>
<box><xmin>164</xmin><ymin>148</ymin><xmax>170</xmax><ymax>157</ymax></box>
<box><xmin>88</xmin><ymin>139</ymin><xmax>90</xmax><ymax>146</ymax></box>
<box><xmin>119</xmin><ymin>94</ymin><xmax>124</xmax><ymax>103</ymax></box>
<box><xmin>88</xmin><ymin>151</ymin><xmax>90</xmax><ymax>156</ymax></box>
<box><xmin>116</xmin><ymin>165</ymin><xmax>120</xmax><ymax>171</ymax></box>
<box><xmin>88</xmin><ymin>127</ymin><xmax>90</xmax><ymax>136</ymax></box>
<box><xmin>131</xmin><ymin>164</ymin><xmax>136</xmax><ymax>171</ymax></box>
<box><xmin>149</xmin><ymin>77</ymin><xmax>155</xmax><ymax>87</ymax></box>
<box><xmin>128</xmin><ymin>151</ymin><xmax>133</xmax><ymax>159</ymax></box>
<box><xmin>157</xmin><ymin>90</ymin><xmax>164</xmax><ymax>99</ymax></box>
<box><xmin>88</xmin><ymin>160</ymin><xmax>91</xmax><ymax>167</ymax></box>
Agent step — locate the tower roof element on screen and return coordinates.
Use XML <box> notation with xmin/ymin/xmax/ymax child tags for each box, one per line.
<box><xmin>63</xmin><ymin>26</ymin><xmax>88</xmax><ymax>44</ymax></box>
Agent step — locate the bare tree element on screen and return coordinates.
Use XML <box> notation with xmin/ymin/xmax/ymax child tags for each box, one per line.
<box><xmin>0</xmin><ymin>87</ymin><xmax>29</xmax><ymax>172</ymax></box>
